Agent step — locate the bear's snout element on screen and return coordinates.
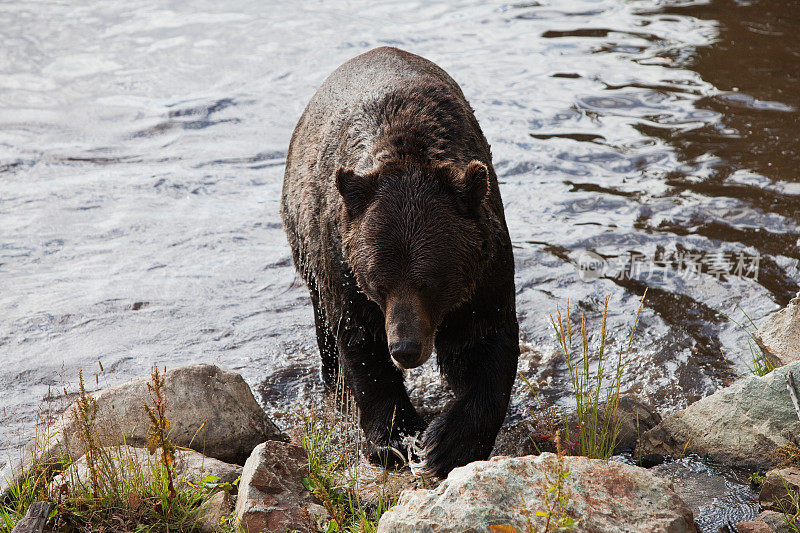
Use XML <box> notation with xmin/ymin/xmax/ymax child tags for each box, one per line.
<box><xmin>385</xmin><ymin>294</ymin><xmax>433</xmax><ymax>370</ymax></box>
<box><xmin>389</xmin><ymin>340</ymin><xmax>423</xmax><ymax>368</ymax></box>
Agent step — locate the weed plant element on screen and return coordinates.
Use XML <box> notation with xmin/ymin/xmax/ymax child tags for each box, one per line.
<box><xmin>0</xmin><ymin>367</ymin><xmax>237</xmax><ymax>533</ymax></box>
<box><xmin>300</xmin><ymin>384</ymin><xmax>400</xmax><ymax>533</ymax></box>
<box><xmin>550</xmin><ymin>293</ymin><xmax>645</xmax><ymax>459</ymax></box>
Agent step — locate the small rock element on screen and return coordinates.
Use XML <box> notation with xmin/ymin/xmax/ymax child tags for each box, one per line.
<box><xmin>51</xmin><ymin>446</ymin><xmax>242</xmax><ymax>489</ymax></box>
<box><xmin>612</xmin><ymin>396</ymin><xmax>662</xmax><ymax>452</ymax></box>
<box><xmin>491</xmin><ymin>419</ymin><xmax>545</xmax><ymax>456</ymax></box>
<box><xmin>198</xmin><ymin>490</ymin><xmax>232</xmax><ymax>533</ymax></box>
<box><xmin>376</xmin><ymin>453</ymin><xmax>696</xmax><ymax>532</ymax></box>
<box><xmin>760</xmin><ymin>467</ymin><xmax>800</xmax><ymax>513</ymax></box>
<box><xmin>10</xmin><ymin>501</ymin><xmax>53</xmax><ymax>533</ymax></box>
<box><xmin>638</xmin><ymin>453</ymin><xmax>665</xmax><ymax>468</ymax></box>
<box><xmin>756</xmin><ymin>510</ymin><xmax>795</xmax><ymax>533</ymax></box>
<box><xmin>757</xmin><ymin>293</ymin><xmax>800</xmax><ymax>367</ymax></box>
<box><xmin>737</xmin><ymin>520</ymin><xmax>776</xmax><ymax>533</ymax></box>
<box><xmin>235</xmin><ymin>441</ymin><xmax>327</xmax><ymax>533</ymax></box>
<box><xmin>636</xmin><ymin>361</ymin><xmax>800</xmax><ymax>469</ymax></box>
<box><xmin>493</xmin><ymin>396</ymin><xmax>661</xmax><ymax>457</ymax></box>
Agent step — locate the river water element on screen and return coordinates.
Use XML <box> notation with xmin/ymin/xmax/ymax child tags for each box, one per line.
<box><xmin>1</xmin><ymin>0</ymin><xmax>798</xmax><ymax>527</ymax></box>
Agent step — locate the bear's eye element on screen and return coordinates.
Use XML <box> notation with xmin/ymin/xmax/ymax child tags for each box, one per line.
<box><xmin>374</xmin><ymin>283</ymin><xmax>388</xmax><ymax>299</ymax></box>
<box><xmin>417</xmin><ymin>279</ymin><xmax>435</xmax><ymax>293</ymax></box>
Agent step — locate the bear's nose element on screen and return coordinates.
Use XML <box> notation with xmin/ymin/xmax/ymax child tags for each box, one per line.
<box><xmin>389</xmin><ymin>341</ymin><xmax>422</xmax><ymax>369</ymax></box>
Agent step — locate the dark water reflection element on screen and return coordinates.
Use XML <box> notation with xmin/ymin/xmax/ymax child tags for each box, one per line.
<box><xmin>0</xmin><ymin>2</ymin><xmax>798</xmax><ymax>522</ymax></box>
<box><xmin>643</xmin><ymin>0</ymin><xmax>800</xmax><ymax>306</ymax></box>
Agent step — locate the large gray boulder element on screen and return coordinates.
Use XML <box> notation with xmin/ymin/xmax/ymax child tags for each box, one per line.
<box><xmin>377</xmin><ymin>453</ymin><xmax>696</xmax><ymax>533</ymax></box>
<box><xmin>12</xmin><ymin>363</ymin><xmax>284</xmax><ymax>489</ymax></box>
<box><xmin>636</xmin><ymin>361</ymin><xmax>800</xmax><ymax>469</ymax></box>
<box><xmin>757</xmin><ymin>293</ymin><xmax>800</xmax><ymax>368</ymax></box>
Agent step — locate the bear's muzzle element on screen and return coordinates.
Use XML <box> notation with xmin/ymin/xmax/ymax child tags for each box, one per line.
<box><xmin>385</xmin><ymin>292</ymin><xmax>434</xmax><ymax>369</ymax></box>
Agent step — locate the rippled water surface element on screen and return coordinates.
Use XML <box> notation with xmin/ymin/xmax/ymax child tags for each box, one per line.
<box><xmin>1</xmin><ymin>0</ymin><xmax>799</xmax><ymax>521</ymax></box>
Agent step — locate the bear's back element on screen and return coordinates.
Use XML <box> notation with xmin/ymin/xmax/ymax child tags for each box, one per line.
<box><xmin>310</xmin><ymin>47</ymin><xmax>466</xmax><ymax>114</ymax></box>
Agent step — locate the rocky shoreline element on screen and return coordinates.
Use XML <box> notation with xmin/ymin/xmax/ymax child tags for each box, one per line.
<box><xmin>2</xmin><ymin>292</ymin><xmax>799</xmax><ymax>532</ymax></box>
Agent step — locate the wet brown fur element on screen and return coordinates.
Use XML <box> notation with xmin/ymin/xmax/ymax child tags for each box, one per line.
<box><xmin>281</xmin><ymin>47</ymin><xmax>519</xmax><ymax>477</ymax></box>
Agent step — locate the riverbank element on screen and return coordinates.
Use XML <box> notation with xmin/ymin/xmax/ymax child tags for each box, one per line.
<box><xmin>2</xmin><ymin>292</ymin><xmax>799</xmax><ymax>532</ymax></box>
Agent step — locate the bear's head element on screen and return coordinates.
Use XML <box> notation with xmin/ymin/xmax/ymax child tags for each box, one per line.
<box><xmin>336</xmin><ymin>159</ymin><xmax>489</xmax><ymax>370</ymax></box>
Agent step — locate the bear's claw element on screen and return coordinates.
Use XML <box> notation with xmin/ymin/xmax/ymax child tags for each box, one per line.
<box><xmin>387</xmin><ymin>445</ymin><xmax>407</xmax><ymax>465</ymax></box>
<box><xmin>365</xmin><ymin>441</ymin><xmax>410</xmax><ymax>469</ymax></box>
<box><xmin>403</xmin><ymin>434</ymin><xmax>438</xmax><ymax>479</ymax></box>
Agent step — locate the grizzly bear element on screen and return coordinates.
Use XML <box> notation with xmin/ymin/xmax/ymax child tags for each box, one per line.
<box><xmin>280</xmin><ymin>47</ymin><xmax>519</xmax><ymax>477</ymax></box>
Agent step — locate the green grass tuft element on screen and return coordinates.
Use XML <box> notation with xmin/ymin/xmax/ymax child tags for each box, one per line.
<box><xmin>749</xmin><ymin>471</ymin><xmax>766</xmax><ymax>487</ymax></box>
<box><xmin>550</xmin><ymin>292</ymin><xmax>645</xmax><ymax>460</ymax></box>
<box><xmin>300</xmin><ymin>388</ymin><xmax>400</xmax><ymax>533</ymax></box>
<box><xmin>719</xmin><ymin>304</ymin><xmax>774</xmax><ymax>377</ymax></box>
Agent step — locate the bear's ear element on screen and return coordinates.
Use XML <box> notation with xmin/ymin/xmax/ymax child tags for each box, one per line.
<box><xmin>454</xmin><ymin>160</ymin><xmax>489</xmax><ymax>216</ymax></box>
<box><xmin>335</xmin><ymin>166</ymin><xmax>373</xmax><ymax>217</ymax></box>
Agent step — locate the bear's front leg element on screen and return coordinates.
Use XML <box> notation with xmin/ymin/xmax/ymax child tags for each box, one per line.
<box><xmin>418</xmin><ymin>328</ymin><xmax>518</xmax><ymax>478</ymax></box>
<box><xmin>336</xmin><ymin>323</ymin><xmax>427</xmax><ymax>467</ymax></box>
